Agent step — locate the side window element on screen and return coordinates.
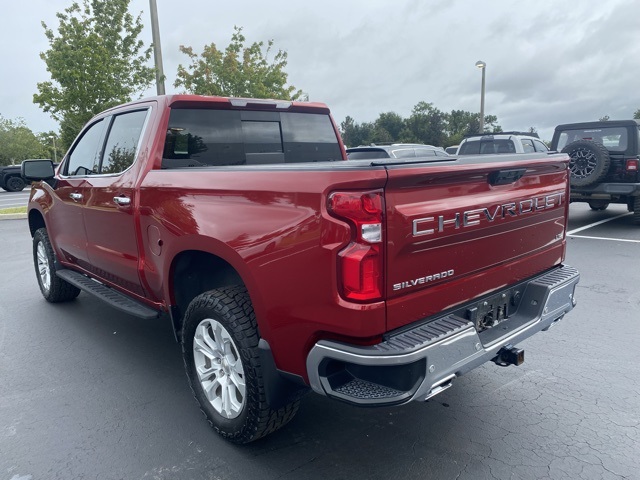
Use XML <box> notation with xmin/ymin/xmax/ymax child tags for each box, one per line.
<box><xmin>533</xmin><ymin>140</ymin><xmax>549</xmax><ymax>152</ymax></box>
<box><xmin>65</xmin><ymin>120</ymin><xmax>105</xmax><ymax>176</ymax></box>
<box><xmin>100</xmin><ymin>110</ymin><xmax>148</xmax><ymax>174</ymax></box>
<box><xmin>414</xmin><ymin>148</ymin><xmax>436</xmax><ymax>157</ymax></box>
<box><xmin>521</xmin><ymin>139</ymin><xmax>535</xmax><ymax>153</ymax></box>
<box><xmin>393</xmin><ymin>149</ymin><xmax>416</xmax><ymax>158</ymax></box>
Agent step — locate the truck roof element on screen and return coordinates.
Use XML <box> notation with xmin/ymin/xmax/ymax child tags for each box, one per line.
<box><xmin>100</xmin><ymin>94</ymin><xmax>331</xmax><ymax>115</ymax></box>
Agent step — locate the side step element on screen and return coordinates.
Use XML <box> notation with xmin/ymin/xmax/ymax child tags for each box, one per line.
<box><xmin>56</xmin><ymin>269</ymin><xmax>160</xmax><ymax>320</ymax></box>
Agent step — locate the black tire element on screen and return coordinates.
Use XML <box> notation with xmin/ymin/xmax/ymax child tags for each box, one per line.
<box><xmin>561</xmin><ymin>140</ymin><xmax>610</xmax><ymax>187</ymax></box>
<box><xmin>633</xmin><ymin>196</ymin><xmax>640</xmax><ymax>226</ymax></box>
<box><xmin>182</xmin><ymin>286</ymin><xmax>300</xmax><ymax>444</ymax></box>
<box><xmin>33</xmin><ymin>228</ymin><xmax>81</xmax><ymax>302</ymax></box>
<box><xmin>5</xmin><ymin>176</ymin><xmax>26</xmax><ymax>192</ymax></box>
<box><xmin>588</xmin><ymin>200</ymin><xmax>609</xmax><ymax>211</ymax></box>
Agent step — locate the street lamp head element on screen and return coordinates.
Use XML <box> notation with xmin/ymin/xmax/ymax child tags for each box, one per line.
<box><xmin>475</xmin><ymin>60</ymin><xmax>486</xmax><ymax>69</ymax></box>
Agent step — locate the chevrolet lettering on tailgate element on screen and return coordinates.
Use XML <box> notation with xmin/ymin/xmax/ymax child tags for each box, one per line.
<box><xmin>412</xmin><ymin>191</ymin><xmax>565</xmax><ymax>236</ymax></box>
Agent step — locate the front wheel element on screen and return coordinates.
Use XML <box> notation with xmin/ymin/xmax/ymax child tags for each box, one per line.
<box><xmin>33</xmin><ymin>228</ymin><xmax>80</xmax><ymax>302</ymax></box>
<box><xmin>182</xmin><ymin>286</ymin><xmax>300</xmax><ymax>444</ymax></box>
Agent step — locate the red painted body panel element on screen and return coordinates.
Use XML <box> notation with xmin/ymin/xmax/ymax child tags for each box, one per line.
<box><xmin>28</xmin><ymin>95</ymin><xmax>573</xmax><ymax>382</ymax></box>
<box><xmin>384</xmin><ymin>159</ymin><xmax>570</xmax><ymax>331</ymax></box>
<box><xmin>137</xmin><ymin>168</ymin><xmax>389</xmax><ymax>377</ymax></box>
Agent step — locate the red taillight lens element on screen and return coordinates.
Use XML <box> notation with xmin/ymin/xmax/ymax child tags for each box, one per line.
<box><xmin>328</xmin><ymin>190</ymin><xmax>384</xmax><ymax>302</ymax></box>
<box><xmin>626</xmin><ymin>159</ymin><xmax>639</xmax><ymax>172</ymax></box>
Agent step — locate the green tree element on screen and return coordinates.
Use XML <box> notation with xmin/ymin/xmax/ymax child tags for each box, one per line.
<box><xmin>36</xmin><ymin>132</ymin><xmax>63</xmax><ymax>163</ymax></box>
<box><xmin>0</xmin><ymin>116</ymin><xmax>49</xmax><ymax>165</ymax></box>
<box><xmin>401</xmin><ymin>102</ymin><xmax>447</xmax><ymax>146</ymax></box>
<box><xmin>445</xmin><ymin>109</ymin><xmax>480</xmax><ymax>146</ymax></box>
<box><xmin>374</xmin><ymin>112</ymin><xmax>404</xmax><ymax>141</ymax></box>
<box><xmin>34</xmin><ymin>0</ymin><xmax>155</xmax><ymax>149</ymax></box>
<box><xmin>175</xmin><ymin>26</ymin><xmax>305</xmax><ymax>100</ymax></box>
<box><xmin>340</xmin><ymin>116</ymin><xmax>376</xmax><ymax>147</ymax></box>
<box><xmin>633</xmin><ymin>109</ymin><xmax>640</xmax><ymax>120</ymax></box>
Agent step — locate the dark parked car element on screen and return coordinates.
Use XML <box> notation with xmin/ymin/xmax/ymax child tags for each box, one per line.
<box><xmin>0</xmin><ymin>164</ymin><xmax>26</xmax><ymax>192</ymax></box>
<box><xmin>550</xmin><ymin>120</ymin><xmax>640</xmax><ymax>224</ymax></box>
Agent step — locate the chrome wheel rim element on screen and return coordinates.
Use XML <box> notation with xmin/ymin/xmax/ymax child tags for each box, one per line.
<box><xmin>36</xmin><ymin>241</ymin><xmax>51</xmax><ymax>293</ymax></box>
<box><xmin>193</xmin><ymin>318</ymin><xmax>246</xmax><ymax>419</ymax></box>
<box><xmin>569</xmin><ymin>148</ymin><xmax>597</xmax><ymax>179</ymax></box>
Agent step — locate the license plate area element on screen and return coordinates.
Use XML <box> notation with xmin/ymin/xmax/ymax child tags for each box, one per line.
<box><xmin>466</xmin><ymin>288</ymin><xmax>522</xmax><ymax>332</ymax></box>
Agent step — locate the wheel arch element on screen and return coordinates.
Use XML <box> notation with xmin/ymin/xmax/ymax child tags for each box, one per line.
<box><xmin>166</xmin><ymin>249</ymin><xmax>261</xmax><ymax>340</ymax></box>
<box><xmin>28</xmin><ymin>208</ymin><xmax>46</xmax><ymax>237</ymax></box>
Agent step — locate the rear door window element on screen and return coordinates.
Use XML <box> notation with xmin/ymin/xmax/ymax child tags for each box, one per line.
<box><xmin>533</xmin><ymin>140</ymin><xmax>549</xmax><ymax>152</ymax></box>
<box><xmin>100</xmin><ymin>109</ymin><xmax>149</xmax><ymax>174</ymax></box>
<box><xmin>521</xmin><ymin>139</ymin><xmax>535</xmax><ymax>153</ymax></box>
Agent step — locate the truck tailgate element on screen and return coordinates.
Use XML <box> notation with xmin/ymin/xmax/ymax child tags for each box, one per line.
<box><xmin>383</xmin><ymin>154</ymin><xmax>570</xmax><ymax>331</ymax></box>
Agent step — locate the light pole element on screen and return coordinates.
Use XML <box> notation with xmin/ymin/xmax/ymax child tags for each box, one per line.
<box><xmin>49</xmin><ymin>136</ymin><xmax>57</xmax><ymax>163</ymax></box>
<box><xmin>149</xmin><ymin>0</ymin><xmax>166</xmax><ymax>95</ymax></box>
<box><xmin>475</xmin><ymin>60</ymin><xmax>486</xmax><ymax>133</ymax></box>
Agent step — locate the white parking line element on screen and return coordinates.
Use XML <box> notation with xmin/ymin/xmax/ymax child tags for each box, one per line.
<box><xmin>566</xmin><ymin>212</ymin><xmax>632</xmax><ymax>235</ymax></box>
<box><xmin>569</xmin><ymin>234</ymin><xmax>640</xmax><ymax>243</ymax></box>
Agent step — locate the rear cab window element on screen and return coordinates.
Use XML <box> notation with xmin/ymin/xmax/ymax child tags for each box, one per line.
<box><xmin>162</xmin><ymin>109</ymin><xmax>342</xmax><ymax>168</ymax></box>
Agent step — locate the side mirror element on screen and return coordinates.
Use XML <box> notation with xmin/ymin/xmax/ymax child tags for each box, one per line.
<box><xmin>22</xmin><ymin>159</ymin><xmax>55</xmax><ymax>181</ymax></box>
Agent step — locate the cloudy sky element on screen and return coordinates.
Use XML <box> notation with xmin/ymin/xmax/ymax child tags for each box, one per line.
<box><xmin>2</xmin><ymin>0</ymin><xmax>640</xmax><ymax>143</ymax></box>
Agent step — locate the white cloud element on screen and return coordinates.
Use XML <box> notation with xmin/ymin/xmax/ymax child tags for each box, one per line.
<box><xmin>2</xmin><ymin>0</ymin><xmax>639</xmax><ymax>144</ymax></box>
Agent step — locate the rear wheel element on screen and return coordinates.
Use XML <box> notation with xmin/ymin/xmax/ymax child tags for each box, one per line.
<box><xmin>633</xmin><ymin>197</ymin><xmax>640</xmax><ymax>226</ymax></box>
<box><xmin>561</xmin><ymin>140</ymin><xmax>610</xmax><ymax>187</ymax></box>
<box><xmin>33</xmin><ymin>228</ymin><xmax>81</xmax><ymax>302</ymax></box>
<box><xmin>588</xmin><ymin>200</ymin><xmax>609</xmax><ymax>211</ymax></box>
<box><xmin>182</xmin><ymin>286</ymin><xmax>300</xmax><ymax>444</ymax></box>
<box><xmin>5</xmin><ymin>176</ymin><xmax>26</xmax><ymax>192</ymax></box>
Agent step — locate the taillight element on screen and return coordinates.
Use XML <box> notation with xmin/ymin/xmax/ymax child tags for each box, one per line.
<box><xmin>328</xmin><ymin>190</ymin><xmax>384</xmax><ymax>302</ymax></box>
<box><xmin>626</xmin><ymin>159</ymin><xmax>639</xmax><ymax>172</ymax></box>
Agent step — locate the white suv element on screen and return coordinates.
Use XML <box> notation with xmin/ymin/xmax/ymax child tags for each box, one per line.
<box><xmin>457</xmin><ymin>132</ymin><xmax>549</xmax><ymax>155</ymax></box>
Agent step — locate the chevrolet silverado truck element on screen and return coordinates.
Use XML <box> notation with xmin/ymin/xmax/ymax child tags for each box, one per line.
<box><xmin>22</xmin><ymin>95</ymin><xmax>579</xmax><ymax>444</ymax></box>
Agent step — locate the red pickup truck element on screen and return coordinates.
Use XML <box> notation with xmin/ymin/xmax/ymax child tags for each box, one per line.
<box><xmin>23</xmin><ymin>95</ymin><xmax>579</xmax><ymax>444</ymax></box>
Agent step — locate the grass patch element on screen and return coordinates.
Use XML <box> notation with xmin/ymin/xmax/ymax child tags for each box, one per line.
<box><xmin>0</xmin><ymin>206</ymin><xmax>27</xmax><ymax>214</ymax></box>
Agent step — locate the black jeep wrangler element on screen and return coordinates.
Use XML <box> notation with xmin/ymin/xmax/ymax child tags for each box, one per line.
<box><xmin>551</xmin><ymin>120</ymin><xmax>640</xmax><ymax>225</ymax></box>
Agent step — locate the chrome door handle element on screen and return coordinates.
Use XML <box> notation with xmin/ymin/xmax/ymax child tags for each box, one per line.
<box><xmin>69</xmin><ymin>193</ymin><xmax>83</xmax><ymax>202</ymax></box>
<box><xmin>113</xmin><ymin>196</ymin><xmax>131</xmax><ymax>206</ymax></box>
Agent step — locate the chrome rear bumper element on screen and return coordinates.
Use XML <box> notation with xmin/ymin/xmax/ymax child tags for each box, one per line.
<box><xmin>306</xmin><ymin>265</ymin><xmax>579</xmax><ymax>406</ymax></box>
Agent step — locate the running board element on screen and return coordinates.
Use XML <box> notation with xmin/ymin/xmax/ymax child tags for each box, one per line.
<box><xmin>56</xmin><ymin>269</ymin><xmax>160</xmax><ymax>320</ymax></box>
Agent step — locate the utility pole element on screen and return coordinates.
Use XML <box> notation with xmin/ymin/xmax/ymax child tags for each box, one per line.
<box><xmin>149</xmin><ymin>0</ymin><xmax>166</xmax><ymax>95</ymax></box>
<box><xmin>50</xmin><ymin>136</ymin><xmax>57</xmax><ymax>163</ymax></box>
<box><xmin>475</xmin><ymin>60</ymin><xmax>486</xmax><ymax>133</ymax></box>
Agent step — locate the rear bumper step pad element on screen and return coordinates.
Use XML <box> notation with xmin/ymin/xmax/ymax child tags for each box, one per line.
<box><xmin>306</xmin><ymin>264</ymin><xmax>579</xmax><ymax>406</ymax></box>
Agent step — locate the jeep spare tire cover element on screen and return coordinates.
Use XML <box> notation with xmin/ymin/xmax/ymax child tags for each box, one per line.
<box><xmin>561</xmin><ymin>140</ymin><xmax>610</xmax><ymax>187</ymax></box>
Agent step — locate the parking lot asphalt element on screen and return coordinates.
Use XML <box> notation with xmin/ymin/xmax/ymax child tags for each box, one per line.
<box><xmin>0</xmin><ymin>191</ymin><xmax>30</xmax><ymax>211</ymax></box>
<box><xmin>1</xmin><ymin>203</ymin><xmax>638</xmax><ymax>480</ymax></box>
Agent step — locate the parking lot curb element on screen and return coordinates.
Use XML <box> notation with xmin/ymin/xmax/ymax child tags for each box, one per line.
<box><xmin>0</xmin><ymin>213</ymin><xmax>27</xmax><ymax>220</ymax></box>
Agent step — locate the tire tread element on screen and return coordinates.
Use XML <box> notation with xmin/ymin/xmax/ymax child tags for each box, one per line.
<box><xmin>33</xmin><ymin>228</ymin><xmax>81</xmax><ymax>303</ymax></box>
<box><xmin>182</xmin><ymin>286</ymin><xmax>300</xmax><ymax>444</ymax></box>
